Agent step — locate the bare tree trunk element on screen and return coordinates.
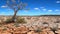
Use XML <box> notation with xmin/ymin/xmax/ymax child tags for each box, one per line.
<box><xmin>12</xmin><ymin>11</ymin><xmax>18</xmax><ymax>22</ymax></box>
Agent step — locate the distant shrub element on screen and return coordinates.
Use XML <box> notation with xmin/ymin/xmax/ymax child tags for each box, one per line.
<box><xmin>16</xmin><ymin>17</ymin><xmax>27</xmax><ymax>24</ymax></box>
<box><xmin>50</xmin><ymin>27</ymin><xmax>57</xmax><ymax>33</ymax></box>
<box><xmin>5</xmin><ymin>18</ymin><xmax>13</xmax><ymax>23</ymax></box>
<box><xmin>54</xmin><ymin>21</ymin><xmax>60</xmax><ymax>23</ymax></box>
<box><xmin>2</xmin><ymin>26</ymin><xmax>7</xmax><ymax>31</ymax></box>
<box><xmin>35</xmin><ymin>28</ymin><xmax>42</xmax><ymax>32</ymax></box>
<box><xmin>27</xmin><ymin>17</ymin><xmax>31</xmax><ymax>20</ymax></box>
<box><xmin>50</xmin><ymin>25</ymin><xmax>58</xmax><ymax>33</ymax></box>
<box><xmin>43</xmin><ymin>22</ymin><xmax>48</xmax><ymax>24</ymax></box>
<box><xmin>5</xmin><ymin>17</ymin><xmax>27</xmax><ymax>24</ymax></box>
<box><xmin>13</xmin><ymin>23</ymin><xmax>20</xmax><ymax>27</ymax></box>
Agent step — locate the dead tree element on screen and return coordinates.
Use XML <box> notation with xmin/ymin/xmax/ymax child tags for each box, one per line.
<box><xmin>6</xmin><ymin>0</ymin><xmax>27</xmax><ymax>22</ymax></box>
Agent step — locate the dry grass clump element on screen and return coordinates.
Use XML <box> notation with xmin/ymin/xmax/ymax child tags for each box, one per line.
<box><xmin>34</xmin><ymin>28</ymin><xmax>42</xmax><ymax>32</ymax></box>
<box><xmin>5</xmin><ymin>18</ymin><xmax>13</xmax><ymax>23</ymax></box>
<box><xmin>16</xmin><ymin>17</ymin><xmax>27</xmax><ymax>23</ymax></box>
<box><xmin>5</xmin><ymin>17</ymin><xmax>27</xmax><ymax>24</ymax></box>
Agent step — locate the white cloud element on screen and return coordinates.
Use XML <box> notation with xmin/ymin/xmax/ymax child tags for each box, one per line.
<box><xmin>55</xmin><ymin>9</ymin><xmax>60</xmax><ymax>11</ymax></box>
<box><xmin>34</xmin><ymin>8</ymin><xmax>39</xmax><ymax>10</ymax></box>
<box><xmin>48</xmin><ymin>10</ymin><xmax>53</xmax><ymax>12</ymax></box>
<box><xmin>1</xmin><ymin>5</ymin><xmax>7</xmax><ymax>8</ymax></box>
<box><xmin>42</xmin><ymin>9</ymin><xmax>47</xmax><ymax>11</ymax></box>
<box><xmin>56</xmin><ymin>1</ymin><xmax>60</xmax><ymax>3</ymax></box>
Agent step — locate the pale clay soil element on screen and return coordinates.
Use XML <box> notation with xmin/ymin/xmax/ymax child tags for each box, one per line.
<box><xmin>0</xmin><ymin>16</ymin><xmax>60</xmax><ymax>34</ymax></box>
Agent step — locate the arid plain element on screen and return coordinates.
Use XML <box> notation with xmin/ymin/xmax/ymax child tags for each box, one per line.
<box><xmin>0</xmin><ymin>15</ymin><xmax>60</xmax><ymax>34</ymax></box>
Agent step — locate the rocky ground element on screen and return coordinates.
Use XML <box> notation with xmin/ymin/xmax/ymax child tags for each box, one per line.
<box><xmin>0</xmin><ymin>15</ymin><xmax>60</xmax><ymax>34</ymax></box>
<box><xmin>0</xmin><ymin>22</ymin><xmax>60</xmax><ymax>34</ymax></box>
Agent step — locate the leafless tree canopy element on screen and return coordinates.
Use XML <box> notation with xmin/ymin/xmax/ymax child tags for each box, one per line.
<box><xmin>6</xmin><ymin>0</ymin><xmax>28</xmax><ymax>22</ymax></box>
<box><xmin>6</xmin><ymin>0</ymin><xmax>27</xmax><ymax>11</ymax></box>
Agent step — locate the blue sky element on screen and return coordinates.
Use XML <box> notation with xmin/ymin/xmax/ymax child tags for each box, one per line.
<box><xmin>0</xmin><ymin>0</ymin><xmax>60</xmax><ymax>16</ymax></box>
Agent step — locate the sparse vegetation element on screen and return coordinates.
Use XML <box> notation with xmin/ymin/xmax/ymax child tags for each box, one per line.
<box><xmin>50</xmin><ymin>26</ymin><xmax>58</xmax><ymax>33</ymax></box>
<box><xmin>5</xmin><ymin>17</ymin><xmax>27</xmax><ymax>24</ymax></box>
<box><xmin>43</xmin><ymin>22</ymin><xmax>48</xmax><ymax>24</ymax></box>
<box><xmin>2</xmin><ymin>26</ymin><xmax>7</xmax><ymax>31</ymax></box>
<box><xmin>54</xmin><ymin>20</ymin><xmax>60</xmax><ymax>23</ymax></box>
<box><xmin>0</xmin><ymin>16</ymin><xmax>60</xmax><ymax>34</ymax></box>
<box><xmin>5</xmin><ymin>18</ymin><xmax>13</xmax><ymax>23</ymax></box>
<box><xmin>1</xmin><ymin>26</ymin><xmax>7</xmax><ymax>31</ymax></box>
<box><xmin>27</xmin><ymin>17</ymin><xmax>31</xmax><ymax>20</ymax></box>
<box><xmin>14</xmin><ymin>23</ymin><xmax>20</xmax><ymax>27</ymax></box>
<box><xmin>16</xmin><ymin>17</ymin><xmax>27</xmax><ymax>23</ymax></box>
<box><xmin>35</xmin><ymin>28</ymin><xmax>42</xmax><ymax>32</ymax></box>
